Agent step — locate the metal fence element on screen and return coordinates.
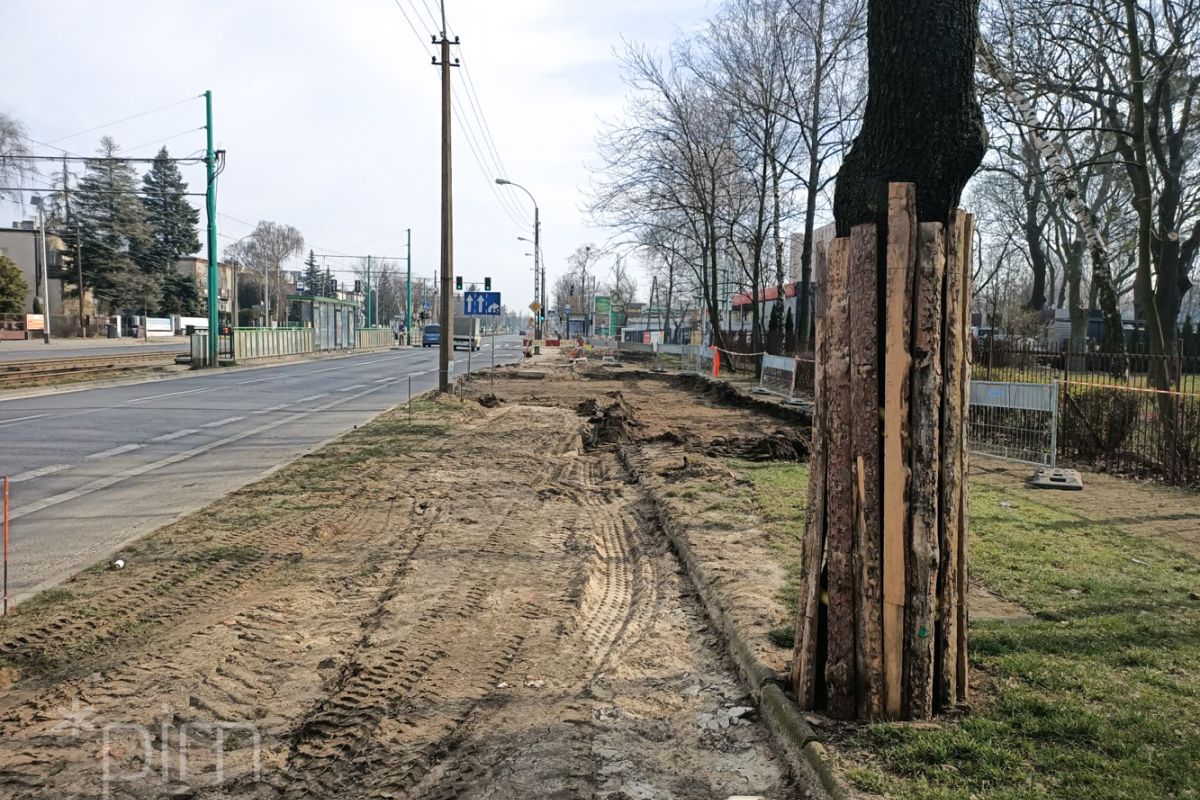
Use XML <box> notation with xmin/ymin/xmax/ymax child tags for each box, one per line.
<box><xmin>968</xmin><ymin>381</ymin><xmax>1059</xmax><ymax>466</ymax></box>
<box><xmin>792</xmin><ymin>342</ymin><xmax>1199</xmax><ymax>487</ymax></box>
<box><xmin>756</xmin><ymin>354</ymin><xmax>802</xmax><ymax>400</ymax></box>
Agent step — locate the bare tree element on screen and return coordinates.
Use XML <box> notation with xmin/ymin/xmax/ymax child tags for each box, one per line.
<box><xmin>0</xmin><ymin>112</ymin><xmax>33</xmax><ymax>197</ymax></box>
<box><xmin>236</xmin><ymin>221</ymin><xmax>304</xmax><ymax>326</ymax></box>
<box><xmin>779</xmin><ymin>0</ymin><xmax>866</xmax><ymax>341</ymax></box>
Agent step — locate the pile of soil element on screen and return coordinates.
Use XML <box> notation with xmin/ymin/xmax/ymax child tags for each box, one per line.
<box><xmin>581</xmin><ymin>393</ymin><xmax>645</xmax><ymax>448</ymax></box>
<box><xmin>706</xmin><ymin>431</ymin><xmax>810</xmax><ymax>462</ymax></box>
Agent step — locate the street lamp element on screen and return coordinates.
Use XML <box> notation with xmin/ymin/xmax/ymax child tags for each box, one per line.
<box><xmin>495</xmin><ymin>178</ymin><xmax>544</xmax><ymax>338</ymax></box>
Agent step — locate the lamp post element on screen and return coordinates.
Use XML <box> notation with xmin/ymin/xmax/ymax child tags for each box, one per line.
<box><xmin>495</xmin><ymin>178</ymin><xmax>541</xmax><ymax>338</ymax></box>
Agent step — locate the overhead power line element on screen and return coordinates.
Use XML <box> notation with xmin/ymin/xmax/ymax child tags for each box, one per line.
<box><xmin>43</xmin><ymin>95</ymin><xmax>203</xmax><ymax>145</ymax></box>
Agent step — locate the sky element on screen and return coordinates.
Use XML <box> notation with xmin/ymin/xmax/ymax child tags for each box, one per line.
<box><xmin>0</xmin><ymin>0</ymin><xmax>714</xmax><ymax>312</ymax></box>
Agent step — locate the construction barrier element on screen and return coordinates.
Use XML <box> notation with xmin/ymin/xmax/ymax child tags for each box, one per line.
<box><xmin>231</xmin><ymin>328</ymin><xmax>314</xmax><ymax>363</ymax></box>
<box><xmin>356</xmin><ymin>327</ymin><xmax>395</xmax><ymax>350</ymax></box>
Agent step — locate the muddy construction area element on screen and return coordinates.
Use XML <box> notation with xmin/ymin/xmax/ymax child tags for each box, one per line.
<box><xmin>0</xmin><ymin>369</ymin><xmax>815</xmax><ymax>799</ymax></box>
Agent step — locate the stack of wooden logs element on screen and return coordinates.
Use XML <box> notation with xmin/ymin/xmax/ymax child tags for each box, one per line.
<box><xmin>791</xmin><ymin>183</ymin><xmax>975</xmax><ymax>721</ymax></box>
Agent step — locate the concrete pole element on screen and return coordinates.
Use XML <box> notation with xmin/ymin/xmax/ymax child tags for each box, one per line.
<box><xmin>437</xmin><ymin>7</ymin><xmax>456</xmax><ymax>393</ymax></box>
<box><xmin>37</xmin><ymin>202</ymin><xmax>51</xmax><ymax>344</ymax></box>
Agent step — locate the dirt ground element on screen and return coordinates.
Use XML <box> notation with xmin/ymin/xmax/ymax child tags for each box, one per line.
<box><xmin>971</xmin><ymin>456</ymin><xmax>1200</xmax><ymax>559</ymax></box>
<box><xmin>0</xmin><ymin>372</ymin><xmax>809</xmax><ymax>799</ymax></box>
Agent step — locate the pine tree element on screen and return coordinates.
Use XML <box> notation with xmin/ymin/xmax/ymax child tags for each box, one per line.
<box><xmin>76</xmin><ymin>137</ymin><xmax>152</xmax><ymax>310</ymax></box>
<box><xmin>323</xmin><ymin>266</ymin><xmax>335</xmax><ymax>298</ymax></box>
<box><xmin>302</xmin><ymin>250</ymin><xmax>322</xmax><ymax>296</ymax></box>
<box><xmin>160</xmin><ymin>272</ymin><xmax>204</xmax><ymax>315</ymax></box>
<box><xmin>139</xmin><ymin>146</ymin><xmax>200</xmax><ymax>275</ymax></box>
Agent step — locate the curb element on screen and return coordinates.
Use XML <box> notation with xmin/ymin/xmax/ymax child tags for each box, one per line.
<box><xmin>618</xmin><ymin>445</ymin><xmax>850</xmax><ymax>800</ymax></box>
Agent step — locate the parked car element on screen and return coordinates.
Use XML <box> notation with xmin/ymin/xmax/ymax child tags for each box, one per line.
<box><xmin>421</xmin><ymin>324</ymin><xmax>440</xmax><ymax>347</ymax></box>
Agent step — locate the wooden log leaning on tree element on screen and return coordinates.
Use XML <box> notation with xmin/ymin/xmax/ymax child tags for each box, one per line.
<box><xmin>882</xmin><ymin>183</ymin><xmax>916</xmax><ymax>718</ymax></box>
<box><xmin>849</xmin><ymin>224</ymin><xmax>883</xmax><ymax>720</ymax></box>
<box><xmin>823</xmin><ymin>237</ymin><xmax>856</xmax><ymax>720</ymax></box>
<box><xmin>791</xmin><ymin>184</ymin><xmax>974</xmax><ymax>721</ymax></box>
<box><xmin>792</xmin><ymin>243</ymin><xmax>829</xmax><ymax>709</ymax></box>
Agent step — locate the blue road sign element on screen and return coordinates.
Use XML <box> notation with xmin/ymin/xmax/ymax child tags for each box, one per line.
<box><xmin>464</xmin><ymin>291</ymin><xmax>502</xmax><ymax>316</ymax></box>
<box><xmin>422</xmin><ymin>301</ymin><xmax>430</xmax><ymax>310</ymax></box>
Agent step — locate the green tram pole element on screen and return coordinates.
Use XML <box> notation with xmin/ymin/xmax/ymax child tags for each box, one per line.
<box><xmin>405</xmin><ymin>228</ymin><xmax>412</xmax><ymax>344</ymax></box>
<box><xmin>204</xmin><ymin>90</ymin><xmax>219</xmax><ymax>367</ymax></box>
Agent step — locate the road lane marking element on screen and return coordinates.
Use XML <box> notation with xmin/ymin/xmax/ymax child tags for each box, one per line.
<box><xmin>295</xmin><ymin>393</ymin><xmax>328</xmax><ymax>403</ymax></box>
<box><xmin>127</xmin><ymin>386</ymin><xmax>218</xmax><ymax>404</ymax></box>
<box><xmin>337</xmin><ymin>384</ymin><xmax>367</xmax><ymax>392</ymax></box>
<box><xmin>236</xmin><ymin>377</ymin><xmax>271</xmax><ymax>385</ymax></box>
<box><xmin>86</xmin><ymin>443</ymin><xmax>143</xmax><ymax>460</ymax></box>
<box><xmin>252</xmin><ymin>403</ymin><xmax>290</xmax><ymax>415</ymax></box>
<box><xmin>309</xmin><ymin>366</ymin><xmax>341</xmax><ymax>374</ymax></box>
<box><xmin>202</xmin><ymin>416</ymin><xmax>246</xmax><ymax>429</ymax></box>
<box><xmin>7</xmin><ymin>381</ymin><xmax>401</xmax><ymax>522</ymax></box>
<box><xmin>6</xmin><ymin>348</ymin><xmax>524</xmax><ymax>522</ymax></box>
<box><xmin>150</xmin><ymin>429</ymin><xmax>199</xmax><ymax>443</ymax></box>
<box><xmin>9</xmin><ymin>464</ymin><xmax>71</xmax><ymax>483</ymax></box>
<box><xmin>0</xmin><ymin>414</ymin><xmax>48</xmax><ymax>428</ymax></box>
<box><xmin>373</xmin><ymin>377</ymin><xmax>397</xmax><ymax>384</ymax></box>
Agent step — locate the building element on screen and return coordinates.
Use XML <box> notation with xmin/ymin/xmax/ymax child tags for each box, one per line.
<box><xmin>0</xmin><ymin>222</ymin><xmax>70</xmax><ymax>316</ymax></box>
<box><xmin>788</xmin><ymin>223</ymin><xmax>836</xmax><ymax>281</ymax></box>
<box><xmin>174</xmin><ymin>257</ymin><xmax>239</xmax><ymax>320</ymax></box>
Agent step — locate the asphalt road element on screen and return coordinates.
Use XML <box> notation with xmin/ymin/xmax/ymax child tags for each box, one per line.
<box><xmin>0</xmin><ymin>337</ymin><xmax>522</xmax><ymax>602</ymax></box>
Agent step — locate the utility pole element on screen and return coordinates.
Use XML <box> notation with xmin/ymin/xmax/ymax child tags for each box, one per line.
<box><xmin>434</xmin><ymin>2</ymin><xmax>459</xmax><ymax>393</ymax></box>
<box><xmin>366</xmin><ymin>254</ymin><xmax>373</xmax><ymax>328</ymax></box>
<box><xmin>34</xmin><ymin>199</ymin><xmax>51</xmax><ymax>344</ymax></box>
<box><xmin>205</xmin><ymin>90</ymin><xmax>219</xmax><ymax>366</ymax></box>
<box><xmin>405</xmin><ymin>228</ymin><xmax>412</xmax><ymax>344</ymax></box>
<box><xmin>62</xmin><ymin>154</ymin><xmax>86</xmax><ymax>338</ymax></box>
<box><xmin>76</xmin><ymin>222</ymin><xmax>83</xmax><ymax>336</ymax></box>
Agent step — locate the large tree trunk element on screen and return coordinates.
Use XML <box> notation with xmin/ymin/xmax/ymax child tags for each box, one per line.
<box><xmin>833</xmin><ymin>0</ymin><xmax>986</xmax><ymax>233</ymax></box>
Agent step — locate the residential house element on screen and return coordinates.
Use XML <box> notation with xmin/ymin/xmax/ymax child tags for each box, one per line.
<box><xmin>174</xmin><ymin>257</ymin><xmax>239</xmax><ymax>321</ymax></box>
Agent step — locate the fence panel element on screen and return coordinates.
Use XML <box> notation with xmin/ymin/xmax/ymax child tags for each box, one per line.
<box><xmin>758</xmin><ymin>354</ymin><xmax>799</xmax><ymax>399</ymax></box>
<box><xmin>968</xmin><ymin>380</ymin><xmax>1059</xmax><ymax>466</ymax></box>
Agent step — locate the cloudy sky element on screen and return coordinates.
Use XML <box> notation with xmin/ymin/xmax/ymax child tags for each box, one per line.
<box><xmin>1</xmin><ymin>0</ymin><xmax>713</xmax><ymax>310</ymax></box>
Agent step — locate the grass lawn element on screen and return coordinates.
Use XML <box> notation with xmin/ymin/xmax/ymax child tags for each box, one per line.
<box><xmin>741</xmin><ymin>464</ymin><xmax>1200</xmax><ymax>800</ymax></box>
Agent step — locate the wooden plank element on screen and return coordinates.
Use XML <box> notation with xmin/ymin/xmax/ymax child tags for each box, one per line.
<box><xmin>792</xmin><ymin>240</ymin><xmax>830</xmax><ymax>707</ymax></box>
<box><xmin>938</xmin><ymin>210</ymin><xmax>966</xmax><ymax>710</ymax></box>
<box><xmin>957</xmin><ymin>213</ymin><xmax>976</xmax><ymax>703</ymax></box>
<box><xmin>849</xmin><ymin>223</ymin><xmax>883</xmax><ymax>720</ymax></box>
<box><xmin>882</xmin><ymin>183</ymin><xmax>916</xmax><ymax>718</ymax></box>
<box><xmin>823</xmin><ymin>236</ymin><xmax>856</xmax><ymax>720</ymax></box>
<box><xmin>906</xmin><ymin>222</ymin><xmax>945</xmax><ymax>720</ymax></box>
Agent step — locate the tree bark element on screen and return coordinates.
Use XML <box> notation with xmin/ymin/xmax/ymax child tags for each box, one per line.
<box><xmin>833</xmin><ymin>0</ymin><xmax>986</xmax><ymax>232</ymax></box>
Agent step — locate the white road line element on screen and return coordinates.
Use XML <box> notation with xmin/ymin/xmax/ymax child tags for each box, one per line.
<box><xmin>252</xmin><ymin>403</ymin><xmax>291</xmax><ymax>415</ymax></box>
<box><xmin>9</xmin><ymin>464</ymin><xmax>71</xmax><ymax>483</ymax></box>
<box><xmin>127</xmin><ymin>386</ymin><xmax>218</xmax><ymax>404</ymax></box>
<box><xmin>8</xmin><ymin>382</ymin><xmax>392</xmax><ymax>523</ymax></box>
<box><xmin>0</xmin><ymin>414</ymin><xmax>48</xmax><ymax>428</ymax></box>
<box><xmin>150</xmin><ymin>429</ymin><xmax>199</xmax><ymax>443</ymax></box>
<box><xmin>337</xmin><ymin>384</ymin><xmax>367</xmax><ymax>392</ymax></box>
<box><xmin>236</xmin><ymin>377</ymin><xmax>271</xmax><ymax>385</ymax></box>
<box><xmin>86</xmin><ymin>443</ymin><xmax>143</xmax><ymax>460</ymax></box>
<box><xmin>309</xmin><ymin>366</ymin><xmax>341</xmax><ymax>374</ymax></box>
<box><xmin>295</xmin><ymin>393</ymin><xmax>328</xmax><ymax>403</ymax></box>
<box><xmin>373</xmin><ymin>377</ymin><xmax>397</xmax><ymax>384</ymax></box>
<box><xmin>201</xmin><ymin>416</ymin><xmax>245</xmax><ymax>429</ymax></box>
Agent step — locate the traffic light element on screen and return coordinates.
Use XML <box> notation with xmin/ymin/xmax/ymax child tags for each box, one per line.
<box><xmin>455</xmin><ymin>276</ymin><xmax>463</xmax><ymax>291</ymax></box>
<box><xmin>354</xmin><ymin>279</ymin><xmax>362</xmax><ymax>293</ymax></box>
<box><xmin>484</xmin><ymin>276</ymin><xmax>491</xmax><ymax>291</ymax></box>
